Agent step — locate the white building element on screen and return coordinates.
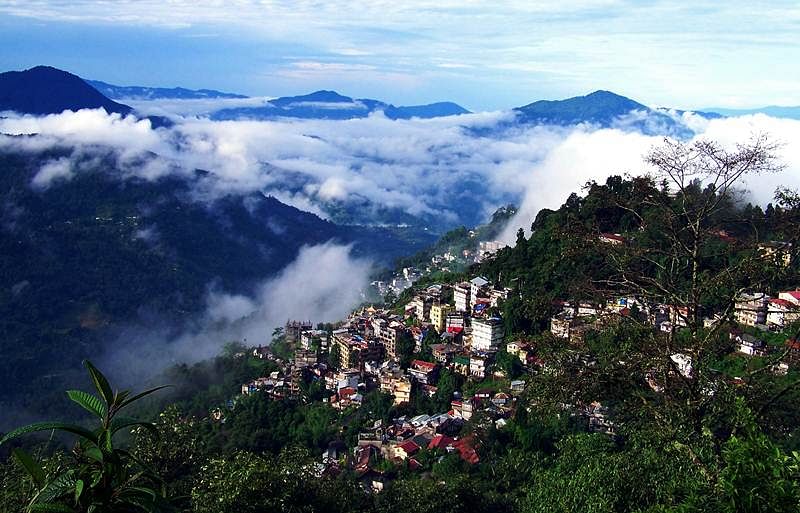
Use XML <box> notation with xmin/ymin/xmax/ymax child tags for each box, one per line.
<box><xmin>469</xmin><ymin>276</ymin><xmax>489</xmax><ymax>308</ymax></box>
<box><xmin>471</xmin><ymin>317</ymin><xmax>504</xmax><ymax>351</ymax></box>
<box><xmin>735</xmin><ymin>292</ymin><xmax>769</xmax><ymax>326</ymax></box>
<box><xmin>454</xmin><ymin>282</ymin><xmax>471</xmax><ymax>312</ymax></box>
<box><xmin>767</xmin><ymin>298</ymin><xmax>799</xmax><ymax>328</ymax></box>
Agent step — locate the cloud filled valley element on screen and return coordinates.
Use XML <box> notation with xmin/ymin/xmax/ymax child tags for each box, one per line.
<box><xmin>2</xmin><ymin>102</ymin><xmax>800</xmax><ymax>392</ymax></box>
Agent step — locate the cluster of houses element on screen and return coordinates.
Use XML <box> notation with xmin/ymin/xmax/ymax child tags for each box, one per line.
<box><xmin>371</xmin><ymin>237</ymin><xmax>508</xmax><ymax>299</ymax></box>
<box><xmin>235</xmin><ymin>262</ymin><xmax>800</xmax><ymax>491</ymax></box>
<box><xmin>243</xmin><ymin>275</ymin><xmax>515</xmax><ymax>409</ymax></box>
<box><xmin>546</xmin><ymin>286</ymin><xmax>800</xmax><ymax>381</ymax></box>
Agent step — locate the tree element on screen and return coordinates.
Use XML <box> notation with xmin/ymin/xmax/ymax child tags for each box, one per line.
<box><xmin>328</xmin><ymin>343</ymin><xmax>341</xmax><ymax>370</ymax></box>
<box><xmin>0</xmin><ymin>360</ymin><xmax>171</xmax><ymax>512</ymax></box>
<box><xmin>601</xmin><ymin>136</ymin><xmax>786</xmax><ymax>423</ymax></box>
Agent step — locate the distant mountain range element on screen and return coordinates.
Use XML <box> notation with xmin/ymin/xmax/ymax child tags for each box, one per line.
<box><xmin>212</xmin><ymin>90</ymin><xmax>470</xmax><ymax>121</ymax></box>
<box><xmin>0</xmin><ymin>66</ymin><xmax>133</xmax><ymax>116</ymax></box>
<box><xmin>4</xmin><ymin>65</ymin><xmax>800</xmax><ymax>128</ymax></box>
<box><xmin>87</xmin><ymin>80</ymin><xmax>248</xmax><ymax>101</ymax></box>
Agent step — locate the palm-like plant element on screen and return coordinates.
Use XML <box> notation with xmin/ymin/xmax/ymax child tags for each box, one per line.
<box><xmin>0</xmin><ymin>360</ymin><xmax>171</xmax><ymax>512</ymax></box>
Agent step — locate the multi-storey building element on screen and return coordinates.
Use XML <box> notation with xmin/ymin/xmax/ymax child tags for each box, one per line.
<box><xmin>453</xmin><ymin>282</ymin><xmax>471</xmax><ymax>312</ymax></box>
<box><xmin>285</xmin><ymin>320</ymin><xmax>313</xmax><ymax>344</ymax></box>
<box><xmin>471</xmin><ymin>317</ymin><xmax>504</xmax><ymax>351</ymax></box>
<box><xmin>735</xmin><ymin>292</ymin><xmax>769</xmax><ymax>326</ymax></box>
<box><xmin>430</xmin><ymin>303</ymin><xmax>453</xmax><ymax>333</ymax></box>
<box><xmin>334</xmin><ymin>332</ymin><xmax>384</xmax><ymax>369</ymax></box>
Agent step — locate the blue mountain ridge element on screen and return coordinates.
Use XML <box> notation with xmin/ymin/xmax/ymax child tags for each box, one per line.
<box><xmin>212</xmin><ymin>90</ymin><xmax>470</xmax><ymax>121</ymax></box>
<box><xmin>87</xmin><ymin>80</ymin><xmax>248</xmax><ymax>101</ymax></box>
<box><xmin>0</xmin><ymin>66</ymin><xmax>133</xmax><ymax>116</ymax></box>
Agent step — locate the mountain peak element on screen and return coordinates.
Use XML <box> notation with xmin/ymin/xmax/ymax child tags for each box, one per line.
<box><xmin>0</xmin><ymin>65</ymin><xmax>132</xmax><ymax>116</ymax></box>
<box><xmin>272</xmin><ymin>90</ymin><xmax>354</xmax><ymax>106</ymax></box>
<box><xmin>514</xmin><ymin>89</ymin><xmax>650</xmax><ymax>126</ymax></box>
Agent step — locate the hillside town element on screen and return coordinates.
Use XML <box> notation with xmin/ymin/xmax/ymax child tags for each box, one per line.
<box><xmin>234</xmin><ymin>255</ymin><xmax>800</xmax><ymax>491</ymax></box>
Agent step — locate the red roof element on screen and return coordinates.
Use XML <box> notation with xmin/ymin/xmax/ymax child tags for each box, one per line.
<box><xmin>428</xmin><ymin>434</ymin><xmax>455</xmax><ymax>450</ymax></box>
<box><xmin>452</xmin><ymin>437</ymin><xmax>480</xmax><ymax>464</ymax></box>
<box><xmin>783</xmin><ymin>291</ymin><xmax>800</xmax><ymax>300</ymax></box>
<box><xmin>339</xmin><ymin>387</ymin><xmax>357</xmax><ymax>397</ymax></box>
<box><xmin>411</xmin><ymin>359</ymin><xmax>438</xmax><ymax>371</ymax></box>
<box><xmin>770</xmin><ymin>298</ymin><xmax>793</xmax><ymax>307</ymax></box>
<box><xmin>786</xmin><ymin>339</ymin><xmax>800</xmax><ymax>350</ymax></box>
<box><xmin>599</xmin><ymin>233</ymin><xmax>626</xmax><ymax>242</ymax></box>
<box><xmin>397</xmin><ymin>440</ymin><xmax>420</xmax><ymax>455</ymax></box>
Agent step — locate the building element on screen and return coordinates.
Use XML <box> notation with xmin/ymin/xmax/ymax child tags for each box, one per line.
<box><xmin>471</xmin><ymin>317</ymin><xmax>504</xmax><ymax>351</ymax></box>
<box><xmin>430</xmin><ymin>303</ymin><xmax>454</xmax><ymax>333</ymax></box>
<box><xmin>599</xmin><ymin>233</ymin><xmax>625</xmax><ymax>245</ymax></box>
<box><xmin>285</xmin><ymin>320</ymin><xmax>313</xmax><ymax>344</ymax></box>
<box><xmin>550</xmin><ymin>315</ymin><xmax>578</xmax><ymax>339</ymax></box>
<box><xmin>407</xmin><ymin>296</ymin><xmax>432</xmax><ymax>321</ymax></box>
<box><xmin>733</xmin><ymin>333</ymin><xmax>767</xmax><ymax>356</ymax></box>
<box><xmin>300</xmin><ymin>329</ymin><xmax>328</xmax><ymax>351</ymax></box>
<box><xmin>477</xmin><ymin>240</ymin><xmax>507</xmax><ymax>261</ymax></box>
<box><xmin>452</xmin><ymin>354</ymin><xmax>470</xmax><ymax>376</ymax></box>
<box><xmin>470</xmin><ymin>354</ymin><xmax>491</xmax><ymax>378</ymax></box>
<box><xmin>446</xmin><ymin>311</ymin><xmax>467</xmax><ymax>332</ymax></box>
<box><xmin>758</xmin><ymin>242</ymin><xmax>792</xmax><ymax>267</ymax></box>
<box><xmin>408</xmin><ymin>359</ymin><xmax>440</xmax><ymax>385</ymax></box>
<box><xmin>294</xmin><ymin>349</ymin><xmax>318</xmax><ymax>367</ymax></box>
<box><xmin>453</xmin><ymin>282</ymin><xmax>471</xmax><ymax>312</ymax></box>
<box><xmin>670</xmin><ymin>353</ymin><xmax>693</xmax><ymax>378</ymax></box>
<box><xmin>334</xmin><ymin>333</ymin><xmax>384</xmax><ymax>369</ymax></box>
<box><xmin>469</xmin><ymin>276</ymin><xmax>489</xmax><ymax>309</ymax></box>
<box><xmin>392</xmin><ymin>377</ymin><xmax>412</xmax><ymax>405</ymax></box>
<box><xmin>778</xmin><ymin>290</ymin><xmax>800</xmax><ymax>306</ymax></box>
<box><xmin>375</xmin><ymin>320</ymin><xmax>405</xmax><ymax>360</ymax></box>
<box><xmin>735</xmin><ymin>293</ymin><xmax>769</xmax><ymax>327</ymax></box>
<box><xmin>767</xmin><ymin>298</ymin><xmax>800</xmax><ymax>328</ymax></box>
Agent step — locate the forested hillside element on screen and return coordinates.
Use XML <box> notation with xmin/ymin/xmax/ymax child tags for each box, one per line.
<box><xmin>0</xmin><ymin>146</ymin><xmax>433</xmax><ymax>426</ymax></box>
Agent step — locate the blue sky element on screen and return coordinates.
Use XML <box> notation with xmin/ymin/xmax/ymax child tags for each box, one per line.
<box><xmin>0</xmin><ymin>1</ymin><xmax>798</xmax><ymax>111</ymax></box>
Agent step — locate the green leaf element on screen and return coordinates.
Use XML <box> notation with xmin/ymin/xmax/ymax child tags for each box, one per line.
<box><xmin>109</xmin><ymin>417</ymin><xmax>158</xmax><ymax>437</ymax></box>
<box><xmin>35</xmin><ymin>471</ymin><xmax>76</xmax><ymax>504</ymax></box>
<box><xmin>83</xmin><ymin>360</ymin><xmax>114</xmax><ymax>407</ymax></box>
<box><xmin>83</xmin><ymin>446</ymin><xmax>104</xmax><ymax>463</ymax></box>
<box><xmin>29</xmin><ymin>503</ymin><xmax>74</xmax><ymax>513</ymax></box>
<box><xmin>74</xmin><ymin>479</ymin><xmax>84</xmax><ymax>505</ymax></box>
<box><xmin>66</xmin><ymin>390</ymin><xmax>107</xmax><ymax>420</ymax></box>
<box><xmin>11</xmin><ymin>448</ymin><xmax>45</xmax><ymax>486</ymax></box>
<box><xmin>118</xmin><ymin>385</ymin><xmax>171</xmax><ymax>410</ymax></box>
<box><xmin>0</xmin><ymin>422</ymin><xmax>96</xmax><ymax>446</ymax></box>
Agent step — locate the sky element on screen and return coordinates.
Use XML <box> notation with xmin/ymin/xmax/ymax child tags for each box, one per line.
<box><xmin>0</xmin><ymin>1</ymin><xmax>799</xmax><ymax>111</ymax></box>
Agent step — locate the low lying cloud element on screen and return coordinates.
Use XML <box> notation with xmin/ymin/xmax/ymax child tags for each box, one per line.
<box><xmin>100</xmin><ymin>242</ymin><xmax>372</xmax><ymax>385</ymax></box>
<box><xmin>2</xmin><ymin>105</ymin><xmax>800</xmax><ymax>241</ymax></box>
<box><xmin>498</xmin><ymin>115</ymin><xmax>800</xmax><ymax>242</ymax></box>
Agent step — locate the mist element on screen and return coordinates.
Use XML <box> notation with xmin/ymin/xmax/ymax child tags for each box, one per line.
<box><xmin>98</xmin><ymin>242</ymin><xmax>372</xmax><ymax>386</ymax></box>
<box><xmin>497</xmin><ymin>114</ymin><xmax>800</xmax><ymax>242</ymax></box>
<box><xmin>2</xmin><ymin>103</ymin><xmax>800</xmax><ymax>388</ymax></box>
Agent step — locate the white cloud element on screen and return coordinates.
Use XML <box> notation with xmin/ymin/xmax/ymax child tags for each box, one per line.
<box><xmin>99</xmin><ymin>242</ymin><xmax>372</xmax><ymax>383</ymax></box>
<box><xmin>32</xmin><ymin>157</ymin><xmax>73</xmax><ymax>188</ymax></box>
<box><xmin>4</xmin><ymin>106</ymin><xmax>800</xmax><ymax>240</ymax></box>
<box><xmin>499</xmin><ymin>114</ymin><xmax>800</xmax><ymax>242</ymax></box>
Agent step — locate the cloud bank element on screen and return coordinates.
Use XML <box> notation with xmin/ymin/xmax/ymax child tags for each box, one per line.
<box><xmin>3</xmin><ymin>105</ymin><xmax>800</xmax><ymax>384</ymax></box>
<box><xmin>3</xmin><ymin>107</ymin><xmax>800</xmax><ymax>238</ymax></box>
<box><xmin>100</xmin><ymin>242</ymin><xmax>372</xmax><ymax>385</ymax></box>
